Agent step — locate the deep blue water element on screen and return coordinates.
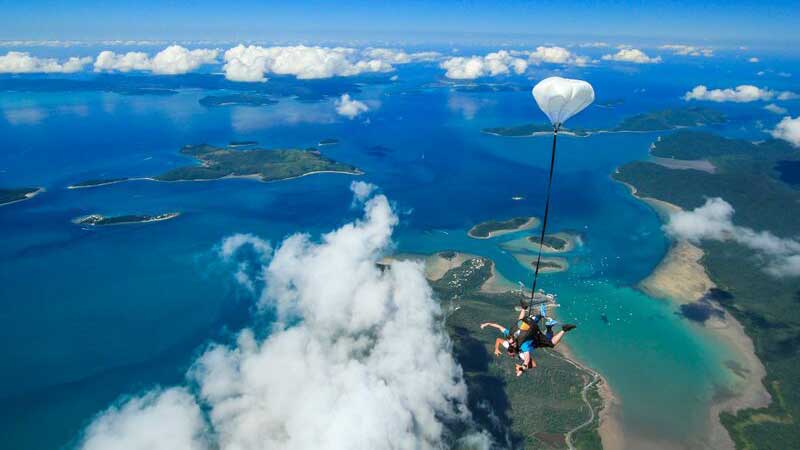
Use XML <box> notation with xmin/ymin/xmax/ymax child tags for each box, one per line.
<box><xmin>1</xmin><ymin>58</ymin><xmax>798</xmax><ymax>449</ymax></box>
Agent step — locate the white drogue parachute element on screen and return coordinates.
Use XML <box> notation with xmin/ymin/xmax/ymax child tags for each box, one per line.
<box><xmin>523</xmin><ymin>76</ymin><xmax>594</xmax><ymax>311</ymax></box>
<box><xmin>532</xmin><ymin>76</ymin><xmax>595</xmax><ymax>128</ymax></box>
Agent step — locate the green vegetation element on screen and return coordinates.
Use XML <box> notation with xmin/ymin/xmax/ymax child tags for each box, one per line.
<box><xmin>0</xmin><ymin>187</ymin><xmax>39</xmax><ymax>205</ymax></box>
<box><xmin>483</xmin><ymin>124</ymin><xmax>592</xmax><ymax>137</ymax></box>
<box><xmin>484</xmin><ymin>107</ymin><xmax>725</xmax><ymax>137</ymax></box>
<box><xmin>154</xmin><ymin>144</ymin><xmax>360</xmax><ymax>182</ymax></box>
<box><xmin>468</xmin><ymin>217</ymin><xmax>535</xmax><ymax>238</ymax></box>
<box><xmin>318</xmin><ymin>138</ymin><xmax>339</xmax><ymax>146</ymax></box>
<box><xmin>199</xmin><ymin>94</ymin><xmax>278</xmax><ymax>107</ymax></box>
<box><xmin>650</xmin><ymin>130</ymin><xmax>765</xmax><ymax>160</ymax></box>
<box><xmin>613</xmin><ymin>107</ymin><xmax>725</xmax><ymax>132</ymax></box>
<box><xmin>75</xmin><ymin>212</ymin><xmax>179</xmax><ymax>226</ymax></box>
<box><xmin>229</xmin><ymin>140</ymin><xmax>258</xmax><ymax>147</ymax></box>
<box><xmin>431</xmin><ymin>257</ymin><xmax>602</xmax><ymax>449</ymax></box>
<box><xmin>70</xmin><ymin>178</ymin><xmax>129</xmax><ymax>188</ymax></box>
<box><xmin>595</xmin><ymin>98</ymin><xmax>624</xmax><ymax>108</ymax></box>
<box><xmin>614</xmin><ymin>131</ymin><xmax>800</xmax><ymax>448</ymax></box>
<box><xmin>539</xmin><ymin>235</ymin><xmax>568</xmax><ymax>251</ymax></box>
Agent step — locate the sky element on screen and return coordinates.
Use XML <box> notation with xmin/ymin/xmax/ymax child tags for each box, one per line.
<box><xmin>1</xmin><ymin>0</ymin><xmax>798</xmax><ymax>46</ymax></box>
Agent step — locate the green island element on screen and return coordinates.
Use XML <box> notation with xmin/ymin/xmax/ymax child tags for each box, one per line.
<box><xmin>594</xmin><ymin>98</ymin><xmax>625</xmax><ymax>109</ymax></box>
<box><xmin>512</xmin><ymin>253</ymin><xmax>569</xmax><ymax>273</ymax></box>
<box><xmin>157</xmin><ymin>144</ymin><xmax>362</xmax><ymax>183</ymax></box>
<box><xmin>68</xmin><ymin>178</ymin><xmax>129</xmax><ymax>189</ymax></box>
<box><xmin>425</xmin><ymin>255</ymin><xmax>603</xmax><ymax>449</ymax></box>
<box><xmin>318</xmin><ymin>138</ymin><xmax>339</xmax><ymax>146</ymax></box>
<box><xmin>73</xmin><ymin>212</ymin><xmax>180</xmax><ymax>226</ymax></box>
<box><xmin>229</xmin><ymin>140</ymin><xmax>258</xmax><ymax>147</ymax></box>
<box><xmin>468</xmin><ymin>216</ymin><xmax>538</xmax><ymax>239</ymax></box>
<box><xmin>540</xmin><ymin>234</ymin><xmax>568</xmax><ymax>251</ymax></box>
<box><xmin>483</xmin><ymin>106</ymin><xmax>726</xmax><ymax>137</ymax></box>
<box><xmin>613</xmin><ymin>131</ymin><xmax>800</xmax><ymax>449</ymax></box>
<box><xmin>198</xmin><ymin>94</ymin><xmax>278</xmax><ymax>107</ymax></box>
<box><xmin>0</xmin><ymin>187</ymin><xmax>42</xmax><ymax>206</ymax></box>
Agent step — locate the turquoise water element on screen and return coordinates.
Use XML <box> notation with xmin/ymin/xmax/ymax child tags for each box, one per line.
<box><xmin>0</xmin><ymin>64</ymin><xmax>785</xmax><ymax>448</ymax></box>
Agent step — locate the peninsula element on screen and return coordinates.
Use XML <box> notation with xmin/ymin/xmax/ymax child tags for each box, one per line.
<box><xmin>0</xmin><ymin>187</ymin><xmax>43</xmax><ymax>206</ymax></box>
<box><xmin>467</xmin><ymin>216</ymin><xmax>538</xmax><ymax>239</ymax></box>
<box><xmin>73</xmin><ymin>212</ymin><xmax>180</xmax><ymax>226</ymax></box>
<box><xmin>614</xmin><ymin>130</ymin><xmax>799</xmax><ymax>448</ymax></box>
<box><xmin>68</xmin><ymin>178</ymin><xmax>129</xmax><ymax>189</ymax></box>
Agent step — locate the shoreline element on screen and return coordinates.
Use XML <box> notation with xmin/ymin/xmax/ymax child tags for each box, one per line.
<box><xmin>73</xmin><ymin>212</ymin><xmax>181</xmax><ymax>227</ymax></box>
<box><xmin>0</xmin><ymin>187</ymin><xmax>45</xmax><ymax>207</ymax></box>
<box><xmin>67</xmin><ymin>170</ymin><xmax>363</xmax><ymax>189</ymax></box>
<box><xmin>501</xmin><ymin>231</ymin><xmax>578</xmax><ymax>254</ymax></box>
<box><xmin>616</xmin><ymin>175</ymin><xmax>771</xmax><ymax>449</ymax></box>
<box><xmin>467</xmin><ymin>216</ymin><xmax>539</xmax><ymax>240</ymax></box>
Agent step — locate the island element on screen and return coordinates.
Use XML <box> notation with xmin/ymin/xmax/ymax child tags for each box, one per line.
<box><xmin>512</xmin><ymin>253</ymin><xmax>569</xmax><ymax>273</ymax></box>
<box><xmin>0</xmin><ymin>187</ymin><xmax>43</xmax><ymax>206</ymax></box>
<box><xmin>612</xmin><ymin>106</ymin><xmax>725</xmax><ymax>132</ymax></box>
<box><xmin>71</xmin><ymin>144</ymin><xmax>362</xmax><ymax>188</ymax></box>
<box><xmin>318</xmin><ymin>138</ymin><xmax>339</xmax><ymax>146</ymax></box>
<box><xmin>68</xmin><ymin>178</ymin><xmax>129</xmax><ymax>189</ymax></box>
<box><xmin>199</xmin><ymin>94</ymin><xmax>278</xmax><ymax>107</ymax></box>
<box><xmin>595</xmin><ymin>98</ymin><xmax>625</xmax><ymax>109</ymax></box>
<box><xmin>501</xmin><ymin>231</ymin><xmax>579</xmax><ymax>254</ymax></box>
<box><xmin>482</xmin><ymin>107</ymin><xmax>727</xmax><ymax>137</ymax></box>
<box><xmin>613</xmin><ymin>130</ymin><xmax>799</xmax><ymax>449</ymax></box>
<box><xmin>467</xmin><ymin>216</ymin><xmax>539</xmax><ymax>239</ymax></box>
<box><xmin>73</xmin><ymin>212</ymin><xmax>180</xmax><ymax>226</ymax></box>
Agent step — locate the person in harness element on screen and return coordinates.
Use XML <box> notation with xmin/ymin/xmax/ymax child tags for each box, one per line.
<box><xmin>481</xmin><ymin>305</ymin><xmax>575</xmax><ymax>376</ymax></box>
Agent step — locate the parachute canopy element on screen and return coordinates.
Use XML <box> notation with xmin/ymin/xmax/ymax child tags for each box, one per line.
<box><xmin>532</xmin><ymin>77</ymin><xmax>595</xmax><ymax>127</ymax></box>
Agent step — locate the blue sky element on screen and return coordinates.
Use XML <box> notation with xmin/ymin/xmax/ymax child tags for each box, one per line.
<box><xmin>1</xmin><ymin>0</ymin><xmax>798</xmax><ymax>45</ymax></box>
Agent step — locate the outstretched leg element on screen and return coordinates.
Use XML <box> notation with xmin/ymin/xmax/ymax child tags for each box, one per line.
<box><xmin>550</xmin><ymin>324</ymin><xmax>576</xmax><ymax>347</ymax></box>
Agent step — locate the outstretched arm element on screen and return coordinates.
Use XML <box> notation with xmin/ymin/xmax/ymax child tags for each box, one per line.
<box><xmin>493</xmin><ymin>338</ymin><xmax>505</xmax><ymax>356</ymax></box>
<box><xmin>480</xmin><ymin>322</ymin><xmax>506</xmax><ymax>333</ymax></box>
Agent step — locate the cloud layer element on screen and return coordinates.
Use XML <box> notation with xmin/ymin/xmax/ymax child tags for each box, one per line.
<box><xmin>79</xmin><ymin>185</ymin><xmax>482</xmax><ymax>450</ymax></box>
<box><xmin>94</xmin><ymin>45</ymin><xmax>219</xmax><ymax>74</ymax></box>
<box><xmin>440</xmin><ymin>50</ymin><xmax>528</xmax><ymax>80</ymax></box>
<box><xmin>666</xmin><ymin>198</ymin><xmax>800</xmax><ymax>277</ymax></box>
<box><xmin>601</xmin><ymin>48</ymin><xmax>661</xmax><ymax>64</ymax></box>
<box><xmin>0</xmin><ymin>51</ymin><xmax>92</xmax><ymax>73</ymax></box>
<box><xmin>683</xmin><ymin>84</ymin><xmax>798</xmax><ymax>103</ymax></box>
<box><xmin>771</xmin><ymin>116</ymin><xmax>800</xmax><ymax>147</ymax></box>
<box><xmin>659</xmin><ymin>44</ymin><xmax>713</xmax><ymax>57</ymax></box>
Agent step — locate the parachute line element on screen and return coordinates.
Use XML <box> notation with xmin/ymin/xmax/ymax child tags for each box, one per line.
<box><xmin>528</xmin><ymin>125</ymin><xmax>559</xmax><ymax>304</ymax></box>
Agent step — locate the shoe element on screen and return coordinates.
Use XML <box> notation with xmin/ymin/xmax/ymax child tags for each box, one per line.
<box><xmin>562</xmin><ymin>324</ymin><xmax>577</xmax><ymax>332</ymax></box>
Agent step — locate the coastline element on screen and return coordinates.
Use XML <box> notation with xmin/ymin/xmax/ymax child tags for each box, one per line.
<box><xmin>467</xmin><ymin>216</ymin><xmax>539</xmax><ymax>239</ymax></box>
<box><xmin>0</xmin><ymin>187</ymin><xmax>44</xmax><ymax>207</ymax></box>
<box><xmin>73</xmin><ymin>212</ymin><xmax>181</xmax><ymax>226</ymax></box>
<box><xmin>501</xmin><ymin>231</ymin><xmax>578</xmax><ymax>254</ymax></box>
<box><xmin>616</xmin><ymin>176</ymin><xmax>771</xmax><ymax>449</ymax></box>
<box><xmin>67</xmin><ymin>169</ymin><xmax>363</xmax><ymax>189</ymax></box>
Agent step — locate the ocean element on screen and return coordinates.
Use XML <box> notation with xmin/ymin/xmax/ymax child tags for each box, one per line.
<box><xmin>0</xmin><ymin>58</ymin><xmax>793</xmax><ymax>449</ymax></box>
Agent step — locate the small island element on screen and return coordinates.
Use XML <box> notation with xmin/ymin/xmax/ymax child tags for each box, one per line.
<box><xmin>199</xmin><ymin>94</ymin><xmax>278</xmax><ymax>107</ymax></box>
<box><xmin>68</xmin><ymin>178</ymin><xmax>130</xmax><ymax>189</ymax></box>
<box><xmin>483</xmin><ymin>123</ymin><xmax>592</xmax><ymax>137</ymax></box>
<box><xmin>0</xmin><ymin>187</ymin><xmax>43</xmax><ymax>206</ymax></box>
<box><xmin>73</xmin><ymin>212</ymin><xmax>180</xmax><ymax>226</ymax></box>
<box><xmin>468</xmin><ymin>216</ymin><xmax>539</xmax><ymax>239</ymax></box>
<box><xmin>612</xmin><ymin>107</ymin><xmax>725</xmax><ymax>132</ymax></box>
<box><xmin>512</xmin><ymin>253</ymin><xmax>569</xmax><ymax>273</ymax></box>
<box><xmin>501</xmin><ymin>231</ymin><xmax>579</xmax><ymax>254</ymax></box>
<box><xmin>595</xmin><ymin>98</ymin><xmax>625</xmax><ymax>109</ymax></box>
<box><xmin>229</xmin><ymin>140</ymin><xmax>258</xmax><ymax>148</ymax></box>
<box><xmin>318</xmin><ymin>138</ymin><xmax>339</xmax><ymax>146</ymax></box>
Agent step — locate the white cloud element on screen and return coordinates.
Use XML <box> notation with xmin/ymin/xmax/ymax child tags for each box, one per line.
<box><xmin>350</xmin><ymin>181</ymin><xmax>376</xmax><ymax>203</ymax></box>
<box><xmin>93</xmin><ymin>45</ymin><xmax>218</xmax><ymax>74</ymax></box>
<box><xmin>0</xmin><ymin>51</ymin><xmax>92</xmax><ymax>73</ymax></box>
<box><xmin>683</xmin><ymin>84</ymin><xmax>798</xmax><ymax>103</ymax></box>
<box><xmin>80</xmin><ymin>388</ymin><xmax>209</xmax><ymax>450</ymax></box>
<box><xmin>659</xmin><ymin>44</ymin><xmax>713</xmax><ymax>57</ymax></box>
<box><xmin>79</xmin><ymin>185</ymin><xmax>483</xmax><ymax>449</ymax></box>
<box><xmin>602</xmin><ymin>48</ymin><xmax>661</xmax><ymax>64</ymax></box>
<box><xmin>578</xmin><ymin>41</ymin><xmax>609</xmax><ymax>48</ymax></box>
<box><xmin>749</xmin><ymin>57</ymin><xmax>760</xmax><ymax>63</ymax></box>
<box><xmin>771</xmin><ymin>116</ymin><xmax>800</xmax><ymax>147</ymax></box>
<box><xmin>223</xmin><ymin>45</ymin><xmax>394</xmax><ymax>82</ymax></box>
<box><xmin>362</xmin><ymin>48</ymin><xmax>441</xmax><ymax>64</ymax></box>
<box><xmin>526</xmin><ymin>46</ymin><xmax>589</xmax><ymax>66</ymax></box>
<box><xmin>440</xmin><ymin>50</ymin><xmax>528</xmax><ymax>79</ymax></box>
<box><xmin>335</xmin><ymin>94</ymin><xmax>369</xmax><ymax>119</ymax></box>
<box><xmin>666</xmin><ymin>198</ymin><xmax>800</xmax><ymax>277</ymax></box>
<box><xmin>764</xmin><ymin>103</ymin><xmax>788</xmax><ymax>115</ymax></box>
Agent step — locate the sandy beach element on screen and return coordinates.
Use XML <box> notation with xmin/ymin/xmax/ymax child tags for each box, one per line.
<box><xmin>617</xmin><ymin>177</ymin><xmax>771</xmax><ymax>449</ymax></box>
<box><xmin>467</xmin><ymin>216</ymin><xmax>539</xmax><ymax>239</ymax></box>
<box><xmin>0</xmin><ymin>187</ymin><xmax>44</xmax><ymax>207</ymax></box>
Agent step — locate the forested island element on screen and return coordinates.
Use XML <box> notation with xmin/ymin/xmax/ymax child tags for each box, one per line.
<box><xmin>0</xmin><ymin>187</ymin><xmax>42</xmax><ymax>206</ymax></box>
<box><xmin>483</xmin><ymin>106</ymin><xmax>726</xmax><ymax>137</ymax></box>
<box><xmin>73</xmin><ymin>212</ymin><xmax>180</xmax><ymax>226</ymax></box>
<box><xmin>318</xmin><ymin>138</ymin><xmax>339</xmax><ymax>146</ymax></box>
<box><xmin>199</xmin><ymin>94</ymin><xmax>278</xmax><ymax>107</ymax></box>
<box><xmin>614</xmin><ymin>130</ymin><xmax>800</xmax><ymax>448</ymax></box>
<box><xmin>468</xmin><ymin>216</ymin><xmax>539</xmax><ymax>239</ymax></box>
